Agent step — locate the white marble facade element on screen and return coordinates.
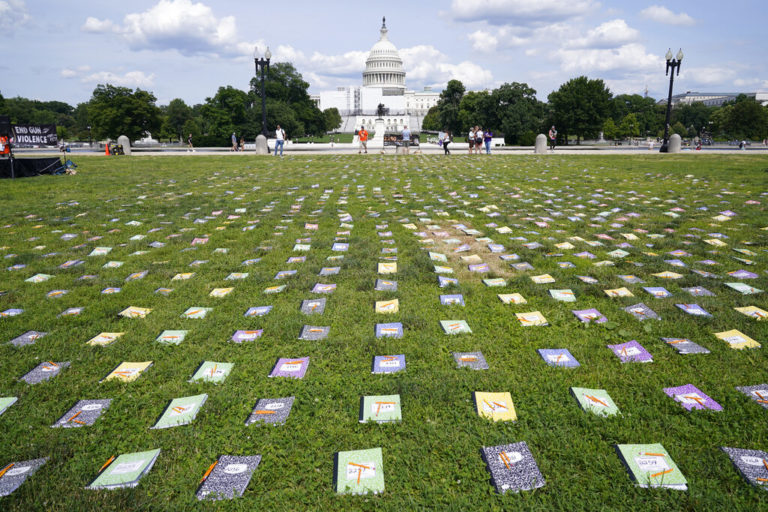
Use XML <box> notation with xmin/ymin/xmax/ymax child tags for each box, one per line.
<box><xmin>312</xmin><ymin>18</ymin><xmax>439</xmax><ymax>133</ymax></box>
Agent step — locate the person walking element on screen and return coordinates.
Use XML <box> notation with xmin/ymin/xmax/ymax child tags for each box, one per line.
<box><xmin>401</xmin><ymin>125</ymin><xmax>411</xmax><ymax>155</ymax></box>
<box><xmin>474</xmin><ymin>126</ymin><xmax>483</xmax><ymax>155</ymax></box>
<box><xmin>468</xmin><ymin>126</ymin><xmax>475</xmax><ymax>154</ymax></box>
<box><xmin>358</xmin><ymin>126</ymin><xmax>368</xmax><ymax>154</ymax></box>
<box><xmin>231</xmin><ymin>132</ymin><xmax>238</xmax><ymax>151</ymax></box>
<box><xmin>274</xmin><ymin>125</ymin><xmax>286</xmax><ymax>156</ymax></box>
<box><xmin>548</xmin><ymin>126</ymin><xmax>557</xmax><ymax>151</ymax></box>
<box><xmin>483</xmin><ymin>128</ymin><xmax>493</xmax><ymax>154</ymax></box>
<box><xmin>187</xmin><ymin>133</ymin><xmax>194</xmax><ymax>152</ymax></box>
<box><xmin>443</xmin><ymin>130</ymin><xmax>452</xmax><ymax>155</ymax></box>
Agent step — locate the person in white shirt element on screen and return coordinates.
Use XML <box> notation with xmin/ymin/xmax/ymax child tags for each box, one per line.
<box><xmin>468</xmin><ymin>128</ymin><xmax>475</xmax><ymax>154</ymax></box>
<box><xmin>274</xmin><ymin>125</ymin><xmax>285</xmax><ymax>156</ymax></box>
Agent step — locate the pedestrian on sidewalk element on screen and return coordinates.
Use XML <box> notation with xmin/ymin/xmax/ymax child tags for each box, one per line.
<box><xmin>274</xmin><ymin>125</ymin><xmax>285</xmax><ymax>156</ymax></box>
<box><xmin>231</xmin><ymin>132</ymin><xmax>237</xmax><ymax>151</ymax></box>
<box><xmin>484</xmin><ymin>129</ymin><xmax>493</xmax><ymax>154</ymax></box>
<box><xmin>358</xmin><ymin>126</ymin><xmax>368</xmax><ymax>154</ymax></box>
<box><xmin>548</xmin><ymin>126</ymin><xmax>557</xmax><ymax>151</ymax></box>
<box><xmin>443</xmin><ymin>130</ymin><xmax>452</xmax><ymax>155</ymax></box>
<box><xmin>468</xmin><ymin>127</ymin><xmax>475</xmax><ymax>154</ymax></box>
<box><xmin>401</xmin><ymin>125</ymin><xmax>411</xmax><ymax>155</ymax></box>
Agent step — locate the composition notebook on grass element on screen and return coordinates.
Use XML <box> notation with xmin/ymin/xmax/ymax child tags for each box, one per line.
<box><xmin>87</xmin><ymin>449</ymin><xmax>160</xmax><ymax>490</ymax></box>
<box><xmin>359</xmin><ymin>395</ymin><xmax>401</xmax><ymax>423</ymax></box>
<box><xmin>481</xmin><ymin>442</ymin><xmax>546</xmax><ymax>494</ymax></box>
<box><xmin>615</xmin><ymin>444</ymin><xmax>687</xmax><ymax>490</ymax></box>
<box><xmin>0</xmin><ymin>457</ymin><xmax>48</xmax><ymax>497</ymax></box>
<box><xmin>721</xmin><ymin>447</ymin><xmax>768</xmax><ymax>489</ymax></box>
<box><xmin>570</xmin><ymin>387</ymin><xmax>619</xmax><ymax>416</ymax></box>
<box><xmin>196</xmin><ymin>455</ymin><xmax>261</xmax><ymax>501</ymax></box>
<box><xmin>335</xmin><ymin>448</ymin><xmax>384</xmax><ymax>495</ymax></box>
<box><xmin>475</xmin><ymin>392</ymin><xmax>517</xmax><ymax>422</ymax></box>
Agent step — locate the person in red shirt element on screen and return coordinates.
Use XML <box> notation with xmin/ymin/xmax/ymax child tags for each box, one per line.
<box><xmin>0</xmin><ymin>135</ymin><xmax>10</xmax><ymax>157</ymax></box>
<box><xmin>358</xmin><ymin>126</ymin><xmax>368</xmax><ymax>154</ymax></box>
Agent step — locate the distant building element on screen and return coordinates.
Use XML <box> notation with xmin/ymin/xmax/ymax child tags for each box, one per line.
<box><xmin>311</xmin><ymin>18</ymin><xmax>440</xmax><ymax>133</ymax></box>
<box><xmin>659</xmin><ymin>91</ymin><xmax>761</xmax><ymax>107</ymax></box>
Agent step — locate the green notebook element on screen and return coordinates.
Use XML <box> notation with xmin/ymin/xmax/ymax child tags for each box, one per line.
<box><xmin>359</xmin><ymin>395</ymin><xmax>401</xmax><ymax>423</ymax></box>
<box><xmin>570</xmin><ymin>387</ymin><xmax>620</xmax><ymax>416</ymax></box>
<box><xmin>615</xmin><ymin>444</ymin><xmax>687</xmax><ymax>490</ymax></box>
<box><xmin>189</xmin><ymin>362</ymin><xmax>233</xmax><ymax>383</ymax></box>
<box><xmin>87</xmin><ymin>449</ymin><xmax>161</xmax><ymax>490</ymax></box>
<box><xmin>0</xmin><ymin>397</ymin><xmax>18</xmax><ymax>416</ymax></box>
<box><xmin>335</xmin><ymin>448</ymin><xmax>384</xmax><ymax>495</ymax></box>
<box><xmin>151</xmin><ymin>394</ymin><xmax>207</xmax><ymax>429</ymax></box>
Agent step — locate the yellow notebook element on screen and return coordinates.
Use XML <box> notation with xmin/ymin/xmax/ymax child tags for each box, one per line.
<box><xmin>475</xmin><ymin>392</ymin><xmax>517</xmax><ymax>422</ymax></box>
<box><xmin>87</xmin><ymin>332</ymin><xmax>124</xmax><ymax>346</ymax></box>
<box><xmin>375</xmin><ymin>299</ymin><xmax>399</xmax><ymax>314</ymax></box>
<box><xmin>102</xmin><ymin>361</ymin><xmax>153</xmax><ymax>382</ymax></box>
<box><xmin>714</xmin><ymin>329</ymin><xmax>761</xmax><ymax>350</ymax></box>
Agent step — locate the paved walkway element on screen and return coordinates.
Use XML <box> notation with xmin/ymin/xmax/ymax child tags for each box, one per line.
<box><xmin>17</xmin><ymin>143</ymin><xmax>768</xmax><ymax>157</ymax></box>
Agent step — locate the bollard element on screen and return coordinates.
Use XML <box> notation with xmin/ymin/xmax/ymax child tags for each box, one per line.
<box><xmin>668</xmin><ymin>134</ymin><xmax>682</xmax><ymax>153</ymax></box>
<box><xmin>534</xmin><ymin>134</ymin><xmax>547</xmax><ymax>154</ymax></box>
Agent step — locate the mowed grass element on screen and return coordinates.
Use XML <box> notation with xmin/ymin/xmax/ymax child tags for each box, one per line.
<box><xmin>0</xmin><ymin>153</ymin><xmax>767</xmax><ymax>511</ymax></box>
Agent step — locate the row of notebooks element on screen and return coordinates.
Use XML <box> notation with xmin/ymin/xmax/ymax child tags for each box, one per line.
<box><xmin>5</xmin><ymin>444</ymin><xmax>768</xmax><ymax>498</ymax></box>
<box><xmin>5</xmin><ymin>381</ymin><xmax>768</xmax><ymax>432</ymax></box>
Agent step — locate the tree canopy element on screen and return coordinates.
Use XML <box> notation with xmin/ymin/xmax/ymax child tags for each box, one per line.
<box><xmin>548</xmin><ymin>76</ymin><xmax>612</xmax><ymax>144</ymax></box>
<box><xmin>87</xmin><ymin>84</ymin><xmax>161</xmax><ymax>142</ymax></box>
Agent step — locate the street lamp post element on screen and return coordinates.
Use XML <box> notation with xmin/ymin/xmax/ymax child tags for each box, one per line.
<box><xmin>659</xmin><ymin>48</ymin><xmax>683</xmax><ymax>153</ymax></box>
<box><xmin>87</xmin><ymin>125</ymin><xmax>92</xmax><ymax>148</ymax></box>
<box><xmin>254</xmin><ymin>46</ymin><xmax>271</xmax><ymax>136</ymax></box>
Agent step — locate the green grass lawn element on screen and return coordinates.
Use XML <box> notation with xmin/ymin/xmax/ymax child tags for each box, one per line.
<box><xmin>1</xmin><ymin>154</ymin><xmax>767</xmax><ymax>511</ymax></box>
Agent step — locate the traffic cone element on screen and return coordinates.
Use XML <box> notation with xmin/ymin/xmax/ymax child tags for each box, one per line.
<box><xmin>105</xmin><ymin>144</ymin><xmax>110</xmax><ymax>156</ymax></box>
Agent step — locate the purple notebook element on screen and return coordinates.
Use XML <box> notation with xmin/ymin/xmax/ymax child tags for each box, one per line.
<box><xmin>231</xmin><ymin>330</ymin><xmax>263</xmax><ymax>343</ymax></box>
<box><xmin>269</xmin><ymin>357</ymin><xmax>309</xmax><ymax>379</ymax></box>
<box><xmin>372</xmin><ymin>354</ymin><xmax>406</xmax><ymax>374</ymax></box>
<box><xmin>375</xmin><ymin>323</ymin><xmax>403</xmax><ymax>338</ymax></box>
<box><xmin>663</xmin><ymin>384</ymin><xmax>722</xmax><ymax>411</ymax></box>
<box><xmin>607</xmin><ymin>340</ymin><xmax>652</xmax><ymax>363</ymax></box>
<box><xmin>675</xmin><ymin>304</ymin><xmax>711</xmax><ymax>317</ymax></box>
<box><xmin>572</xmin><ymin>308</ymin><xmax>607</xmax><ymax>323</ymax></box>
<box><xmin>538</xmin><ymin>349</ymin><xmax>580</xmax><ymax>367</ymax></box>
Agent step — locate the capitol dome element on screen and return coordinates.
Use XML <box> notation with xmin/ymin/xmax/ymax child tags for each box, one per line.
<box><xmin>362</xmin><ymin>17</ymin><xmax>406</xmax><ymax>93</ymax></box>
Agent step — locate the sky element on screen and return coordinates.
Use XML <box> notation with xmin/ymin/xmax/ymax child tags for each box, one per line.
<box><xmin>1</xmin><ymin>0</ymin><xmax>766</xmax><ymax>107</ymax></box>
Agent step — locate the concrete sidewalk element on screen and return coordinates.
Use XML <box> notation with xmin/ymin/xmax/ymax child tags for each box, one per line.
<box><xmin>16</xmin><ymin>143</ymin><xmax>768</xmax><ymax>157</ymax></box>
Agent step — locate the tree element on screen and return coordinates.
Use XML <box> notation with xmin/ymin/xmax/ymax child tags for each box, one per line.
<box><xmin>618</xmin><ymin>113</ymin><xmax>640</xmax><ymax>142</ymax></box>
<box><xmin>726</xmin><ymin>98</ymin><xmax>768</xmax><ymax>140</ymax></box>
<box><xmin>602</xmin><ymin>118</ymin><xmax>618</xmax><ymax>140</ymax></box>
<box><xmin>87</xmin><ymin>84</ymin><xmax>161</xmax><ymax>142</ymax></box>
<box><xmin>421</xmin><ymin>106</ymin><xmax>441</xmax><ymax>131</ymax></box>
<box><xmin>250</xmin><ymin>62</ymin><xmax>326</xmax><ymax>136</ymax></box>
<box><xmin>458</xmin><ymin>91</ymin><xmax>492</xmax><ymax>134</ymax></box>
<box><xmin>489</xmin><ymin>82</ymin><xmax>543</xmax><ymax>144</ymax></box>
<box><xmin>323</xmin><ymin>108</ymin><xmax>342</xmax><ymax>132</ymax></box>
<box><xmin>548</xmin><ymin>76</ymin><xmax>612</xmax><ymax>144</ymax></box>
<box><xmin>164</xmin><ymin>98</ymin><xmax>193</xmax><ymax>141</ymax></box>
<box><xmin>671</xmin><ymin>121</ymin><xmax>687</xmax><ymax>137</ymax></box>
<box><xmin>436</xmin><ymin>79</ymin><xmax>465</xmax><ymax>134</ymax></box>
<box><xmin>672</xmin><ymin>102</ymin><xmax>713</xmax><ymax>136</ymax></box>
<box><xmin>201</xmin><ymin>86</ymin><xmax>250</xmax><ymax>140</ymax></box>
<box><xmin>610</xmin><ymin>94</ymin><xmax>660</xmax><ymax>137</ymax></box>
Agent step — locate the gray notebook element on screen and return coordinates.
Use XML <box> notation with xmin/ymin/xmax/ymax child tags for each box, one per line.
<box><xmin>482</xmin><ymin>442</ymin><xmax>545</xmax><ymax>494</ymax></box>
<box><xmin>196</xmin><ymin>455</ymin><xmax>261</xmax><ymax>501</ymax></box>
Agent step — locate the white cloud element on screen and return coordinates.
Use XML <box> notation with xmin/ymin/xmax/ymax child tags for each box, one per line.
<box><xmin>567</xmin><ymin>19</ymin><xmax>640</xmax><ymax>49</ymax></box>
<box><xmin>400</xmin><ymin>45</ymin><xmax>494</xmax><ymax>89</ymax></box>
<box><xmin>450</xmin><ymin>0</ymin><xmax>598</xmax><ymax>25</ymax></box>
<box><xmin>81</xmin><ymin>0</ymin><xmax>258</xmax><ymax>57</ymax></box>
<box><xmin>61</xmin><ymin>67</ymin><xmax>155</xmax><ymax>88</ymax></box>
<box><xmin>556</xmin><ymin>43</ymin><xmax>660</xmax><ymax>73</ymax></box>
<box><xmin>640</xmin><ymin>5</ymin><xmax>695</xmax><ymax>26</ymax></box>
<box><xmin>82</xmin><ymin>16</ymin><xmax>115</xmax><ymax>33</ymax></box>
<box><xmin>468</xmin><ymin>27</ymin><xmax>530</xmax><ymax>52</ymax></box>
<box><xmin>681</xmin><ymin>66</ymin><xmax>736</xmax><ymax>86</ymax></box>
<box><xmin>0</xmin><ymin>0</ymin><xmax>30</xmax><ymax>31</ymax></box>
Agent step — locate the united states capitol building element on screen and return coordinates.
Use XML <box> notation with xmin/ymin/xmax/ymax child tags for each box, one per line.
<box><xmin>311</xmin><ymin>18</ymin><xmax>440</xmax><ymax>133</ymax></box>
